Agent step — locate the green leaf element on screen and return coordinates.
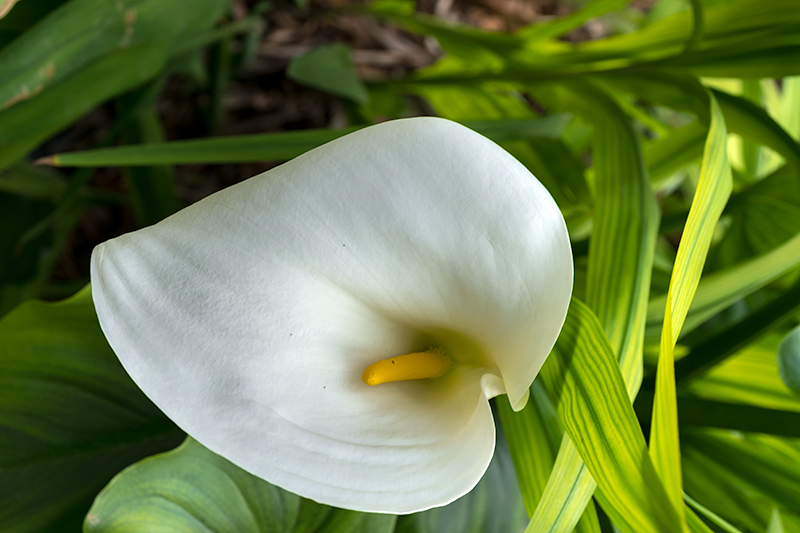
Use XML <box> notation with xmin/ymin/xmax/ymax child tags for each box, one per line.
<box><xmin>497</xmin><ymin>381</ymin><xmax>561</xmax><ymax>516</ymax></box>
<box><xmin>682</xmin><ymin>431</ymin><xmax>800</xmax><ymax>513</ymax></box>
<box><xmin>43</xmin><ymin>117</ymin><xmax>570</xmax><ymax>167</ymax></box>
<box><xmin>683</xmin><ymin>334</ymin><xmax>800</xmax><ymax>412</ymax></box>
<box><xmin>395</xmin><ymin>427</ymin><xmax>527</xmax><ymax>533</ymax></box>
<box><xmin>644</xmin><ymin>121</ymin><xmax>706</xmax><ymax>190</ymax></box>
<box><xmin>0</xmin><ymin>0</ymin><xmax>227</xmax><ymax>110</ymax></box>
<box><xmin>513</xmin><ymin>80</ymin><xmax>658</xmax><ymax>533</ymax></box>
<box><xmin>46</xmin><ymin>127</ymin><xmax>360</xmax><ymax>167</ymax></box>
<box><xmin>649</xmin><ymin>90</ymin><xmax>732</xmax><ymax>525</ymax></box>
<box><xmin>778</xmin><ymin>324</ymin><xmax>800</xmax><ymax>394</ymax></box>
<box><xmin>288</xmin><ymin>44</ymin><xmax>369</xmax><ymax>105</ymax></box>
<box><xmin>0</xmin><ymin>286</ymin><xmax>183</xmax><ymax>532</ymax></box>
<box><xmin>646</xmin><ymin>228</ymin><xmax>800</xmax><ymax>340</ymax></box>
<box><xmin>538</xmin><ymin>298</ymin><xmax>681</xmax><ymax>533</ymax></box>
<box><xmin>0</xmin><ymin>161</ymin><xmax>65</xmax><ymax>199</ymax></box>
<box><xmin>713</xmin><ymin>89</ymin><xmax>800</xmax><ymax>176</ymax></box>
<box><xmin>684</xmin><ymin>493</ymin><xmax>744</xmax><ymax>533</ymax></box>
<box><xmin>85</xmin><ymin>437</ymin><xmax>396</xmax><ymax>533</ymax></box>
<box><xmin>115</xmin><ymin>82</ymin><xmax>181</xmax><ymax>227</ymax></box>
<box><xmin>0</xmin><ymin>42</ymin><xmax>171</xmax><ymax>169</ymax></box>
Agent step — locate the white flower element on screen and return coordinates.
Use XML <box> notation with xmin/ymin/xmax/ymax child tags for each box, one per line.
<box><xmin>91</xmin><ymin>117</ymin><xmax>573</xmax><ymax>514</ymax></box>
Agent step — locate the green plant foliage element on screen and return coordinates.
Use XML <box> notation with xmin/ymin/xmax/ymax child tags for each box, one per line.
<box><xmin>778</xmin><ymin>325</ymin><xmax>800</xmax><ymax>394</ymax></box>
<box><xmin>84</xmin><ymin>437</ymin><xmax>396</xmax><ymax>533</ymax></box>
<box><xmin>3</xmin><ymin>0</ymin><xmax>800</xmax><ymax>531</ymax></box>
<box><xmin>0</xmin><ymin>287</ymin><xmax>183</xmax><ymax>532</ymax></box>
<box><xmin>538</xmin><ymin>298</ymin><xmax>681</xmax><ymax>533</ymax></box>
<box><xmin>395</xmin><ymin>429</ymin><xmax>527</xmax><ymax>533</ymax></box>
<box><xmin>0</xmin><ymin>0</ymin><xmax>227</xmax><ymax>109</ymax></box>
<box><xmin>288</xmin><ymin>44</ymin><xmax>370</xmax><ymax>104</ymax></box>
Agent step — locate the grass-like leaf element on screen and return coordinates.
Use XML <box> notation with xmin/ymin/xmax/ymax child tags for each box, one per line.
<box><xmin>538</xmin><ymin>298</ymin><xmax>681</xmax><ymax>533</ymax></box>
<box><xmin>649</xmin><ymin>90</ymin><xmax>732</xmax><ymax>527</ymax></box>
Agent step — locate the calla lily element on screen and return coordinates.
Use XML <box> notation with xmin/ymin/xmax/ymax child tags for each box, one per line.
<box><xmin>90</xmin><ymin>117</ymin><xmax>573</xmax><ymax>514</ymax></box>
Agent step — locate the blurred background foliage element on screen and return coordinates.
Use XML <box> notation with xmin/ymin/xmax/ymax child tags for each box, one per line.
<box><xmin>1</xmin><ymin>0</ymin><xmax>799</xmax><ymax>532</ymax></box>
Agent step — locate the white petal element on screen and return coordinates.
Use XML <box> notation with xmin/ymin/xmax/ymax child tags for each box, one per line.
<box><xmin>91</xmin><ymin>117</ymin><xmax>572</xmax><ymax>513</ymax></box>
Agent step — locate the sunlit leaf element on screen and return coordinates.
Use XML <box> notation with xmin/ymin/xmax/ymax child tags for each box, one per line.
<box><xmin>649</xmin><ymin>90</ymin><xmax>731</xmax><ymax>526</ymax></box>
<box><xmin>538</xmin><ymin>298</ymin><xmax>681</xmax><ymax>533</ymax></box>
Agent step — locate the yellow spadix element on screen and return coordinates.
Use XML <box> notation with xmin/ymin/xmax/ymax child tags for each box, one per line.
<box><xmin>362</xmin><ymin>347</ymin><xmax>452</xmax><ymax>386</ymax></box>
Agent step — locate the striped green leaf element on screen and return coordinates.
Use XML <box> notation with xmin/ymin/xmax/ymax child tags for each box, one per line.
<box><xmin>649</xmin><ymin>90</ymin><xmax>732</xmax><ymax>526</ymax></box>
<box><xmin>522</xmin><ymin>80</ymin><xmax>658</xmax><ymax>533</ymax></box>
<box><xmin>538</xmin><ymin>298</ymin><xmax>681</xmax><ymax>533</ymax></box>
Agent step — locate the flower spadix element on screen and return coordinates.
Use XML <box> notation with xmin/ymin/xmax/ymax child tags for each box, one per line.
<box><xmin>91</xmin><ymin>117</ymin><xmax>573</xmax><ymax>514</ymax></box>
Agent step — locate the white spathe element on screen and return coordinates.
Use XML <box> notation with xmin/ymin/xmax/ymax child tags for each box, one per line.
<box><xmin>91</xmin><ymin>117</ymin><xmax>573</xmax><ymax>514</ymax></box>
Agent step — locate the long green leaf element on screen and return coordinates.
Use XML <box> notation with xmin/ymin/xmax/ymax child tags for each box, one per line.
<box><xmin>523</xmin><ymin>79</ymin><xmax>658</xmax><ymax>533</ymax></box>
<box><xmin>496</xmin><ymin>381</ymin><xmax>561</xmax><ymax>516</ymax></box>
<box><xmin>42</xmin><ymin>117</ymin><xmax>568</xmax><ymax>167</ymax></box>
<box><xmin>538</xmin><ymin>298</ymin><xmax>681</xmax><ymax>533</ymax></box>
<box><xmin>0</xmin><ymin>42</ymin><xmax>170</xmax><ymax>169</ymax></box>
<box><xmin>649</xmin><ymin>90</ymin><xmax>732</xmax><ymax>527</ymax></box>
<box><xmin>0</xmin><ymin>0</ymin><xmax>226</xmax><ymax>109</ymax></box>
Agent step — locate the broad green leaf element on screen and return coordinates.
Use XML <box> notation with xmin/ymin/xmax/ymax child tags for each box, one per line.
<box><xmin>576</xmin><ymin>83</ymin><xmax>658</xmax><ymax>394</ymax></box>
<box><xmin>0</xmin><ymin>0</ymin><xmax>227</xmax><ymax>109</ymax></box>
<box><xmin>395</xmin><ymin>428</ymin><xmax>527</xmax><ymax>533</ymax></box>
<box><xmin>778</xmin><ymin>324</ymin><xmax>800</xmax><ymax>394</ymax></box>
<box><xmin>288</xmin><ymin>44</ymin><xmax>369</xmax><ymax>104</ymax></box>
<box><xmin>0</xmin><ymin>42</ymin><xmax>171</xmax><ymax>169</ymax></box>
<box><xmin>0</xmin><ymin>287</ymin><xmax>183</xmax><ymax>532</ymax></box>
<box><xmin>85</xmin><ymin>437</ymin><xmax>396</xmax><ymax>533</ymax></box>
<box><xmin>649</xmin><ymin>90</ymin><xmax>732</xmax><ymax>526</ymax></box>
<box><xmin>538</xmin><ymin>298</ymin><xmax>681</xmax><ymax>533</ymax></box>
